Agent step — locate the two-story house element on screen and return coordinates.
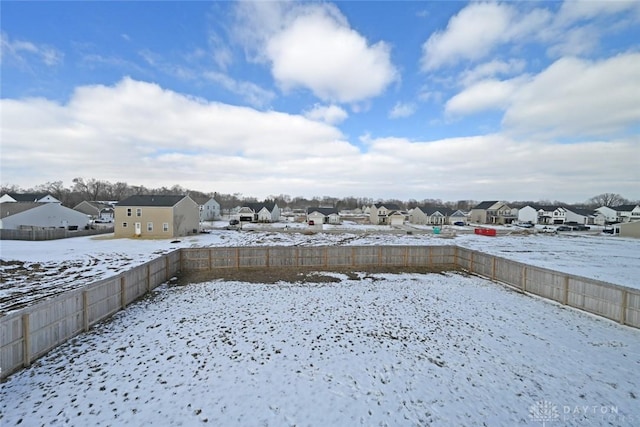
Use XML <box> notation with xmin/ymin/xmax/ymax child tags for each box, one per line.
<box><xmin>114</xmin><ymin>195</ymin><xmax>199</xmax><ymax>238</ymax></box>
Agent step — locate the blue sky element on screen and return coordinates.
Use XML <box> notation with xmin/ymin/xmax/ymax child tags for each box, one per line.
<box><xmin>1</xmin><ymin>1</ymin><xmax>639</xmax><ymax>203</ymax></box>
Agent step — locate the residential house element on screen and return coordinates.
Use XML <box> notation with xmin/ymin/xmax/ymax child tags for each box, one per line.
<box><xmin>517</xmin><ymin>206</ymin><xmax>539</xmax><ymax>224</ymax></box>
<box><xmin>236</xmin><ymin>202</ymin><xmax>281</xmax><ymax>223</ymax></box>
<box><xmin>409</xmin><ymin>207</ymin><xmax>450</xmax><ymax>225</ymax></box>
<box><xmin>369</xmin><ymin>203</ymin><xmax>402</xmax><ymax>225</ymax></box>
<box><xmin>0</xmin><ymin>202</ymin><xmax>90</xmax><ymax>230</ymax></box>
<box><xmin>594</xmin><ymin>206</ymin><xmax>617</xmax><ymax>225</ymax></box>
<box><xmin>73</xmin><ymin>201</ymin><xmax>114</xmax><ymax>222</ymax></box>
<box><xmin>469</xmin><ymin>201</ymin><xmax>515</xmax><ymax>224</ymax></box>
<box><xmin>448</xmin><ymin>210</ymin><xmax>469</xmax><ymax>225</ymax></box>
<box><xmin>114</xmin><ymin>195</ymin><xmax>199</xmax><ymax>238</ymax></box>
<box><xmin>190</xmin><ymin>195</ymin><xmax>221</xmax><ymax>222</ymax></box>
<box><xmin>0</xmin><ymin>192</ymin><xmax>61</xmax><ymax>204</ymax></box>
<box><xmin>615</xmin><ymin>205</ymin><xmax>640</xmax><ymax>223</ymax></box>
<box><xmin>388</xmin><ymin>211</ymin><xmax>406</xmax><ymax>226</ymax></box>
<box><xmin>306</xmin><ymin>207</ymin><xmax>341</xmax><ymax>225</ymax></box>
<box><xmin>565</xmin><ymin>207</ymin><xmax>595</xmax><ymax>225</ymax></box>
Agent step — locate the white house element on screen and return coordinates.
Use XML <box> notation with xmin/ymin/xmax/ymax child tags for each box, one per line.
<box><xmin>388</xmin><ymin>211</ymin><xmax>406</xmax><ymax>226</ymax></box>
<box><xmin>0</xmin><ymin>192</ymin><xmax>61</xmax><ymax>204</ymax></box>
<box><xmin>615</xmin><ymin>205</ymin><xmax>640</xmax><ymax>223</ymax></box>
<box><xmin>306</xmin><ymin>207</ymin><xmax>341</xmax><ymax>225</ymax></box>
<box><xmin>594</xmin><ymin>206</ymin><xmax>617</xmax><ymax>225</ymax></box>
<box><xmin>409</xmin><ymin>207</ymin><xmax>449</xmax><ymax>225</ymax></box>
<box><xmin>0</xmin><ymin>202</ymin><xmax>90</xmax><ymax>230</ymax></box>
<box><xmin>369</xmin><ymin>203</ymin><xmax>401</xmax><ymax>225</ymax></box>
<box><xmin>238</xmin><ymin>203</ymin><xmax>280</xmax><ymax>223</ymax></box>
<box><xmin>517</xmin><ymin>206</ymin><xmax>538</xmax><ymax>224</ymax></box>
<box><xmin>448</xmin><ymin>210</ymin><xmax>468</xmax><ymax>225</ymax></box>
<box><xmin>565</xmin><ymin>208</ymin><xmax>594</xmax><ymax>225</ymax></box>
<box><xmin>191</xmin><ymin>195</ymin><xmax>221</xmax><ymax>222</ymax></box>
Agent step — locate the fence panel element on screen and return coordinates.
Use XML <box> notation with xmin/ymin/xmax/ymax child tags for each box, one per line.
<box><xmin>28</xmin><ymin>291</ymin><xmax>84</xmax><ymax>361</ymax></box>
<box><xmin>567</xmin><ymin>278</ymin><xmax>624</xmax><ymax>323</ymax></box>
<box><xmin>524</xmin><ymin>267</ymin><xmax>566</xmax><ymax>303</ymax></box>
<box><xmin>87</xmin><ymin>277</ymin><xmax>121</xmax><ymax>326</ymax></box>
<box><xmin>0</xmin><ymin>313</ymin><xmax>25</xmax><ymax>377</ymax></box>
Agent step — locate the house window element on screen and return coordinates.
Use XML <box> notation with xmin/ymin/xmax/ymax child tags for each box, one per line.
<box><xmin>147</xmin><ymin>222</ymin><xmax>153</xmax><ymax>231</ymax></box>
<box><xmin>122</xmin><ymin>222</ymin><xmax>128</xmax><ymax>228</ymax></box>
<box><xmin>163</xmin><ymin>223</ymin><xmax>169</xmax><ymax>232</ymax></box>
<box><xmin>136</xmin><ymin>208</ymin><xmax>142</xmax><ymax>217</ymax></box>
<box><xmin>127</xmin><ymin>208</ymin><xmax>132</xmax><ymax>217</ymax></box>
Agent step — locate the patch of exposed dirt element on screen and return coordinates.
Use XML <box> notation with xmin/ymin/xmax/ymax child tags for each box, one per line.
<box><xmin>176</xmin><ymin>265</ymin><xmax>462</xmax><ymax>286</ymax></box>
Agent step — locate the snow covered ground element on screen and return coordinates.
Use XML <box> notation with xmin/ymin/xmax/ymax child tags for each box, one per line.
<box><xmin>2</xmin><ymin>272</ymin><xmax>639</xmax><ymax>426</ymax></box>
<box><xmin>1</xmin><ymin>222</ymin><xmax>638</xmax><ymax>315</ymax></box>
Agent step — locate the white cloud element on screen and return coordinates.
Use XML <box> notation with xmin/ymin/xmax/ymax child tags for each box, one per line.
<box><xmin>0</xmin><ymin>32</ymin><xmax>63</xmax><ymax>67</ymax></box>
<box><xmin>556</xmin><ymin>0</ymin><xmax>640</xmax><ymax>25</ymax></box>
<box><xmin>1</xmin><ymin>77</ymin><xmax>637</xmax><ymax>201</ymax></box>
<box><xmin>303</xmin><ymin>104</ymin><xmax>348</xmax><ymax>125</ymax></box>
<box><xmin>421</xmin><ymin>3</ymin><xmax>516</xmax><ymax>70</ymax></box>
<box><xmin>459</xmin><ymin>59</ymin><xmax>527</xmax><ymax>86</ymax></box>
<box><xmin>503</xmin><ymin>53</ymin><xmax>640</xmax><ymax>138</ymax></box>
<box><xmin>232</xmin><ymin>3</ymin><xmax>397</xmax><ymax>103</ymax></box>
<box><xmin>388</xmin><ymin>102</ymin><xmax>417</xmax><ymax>119</ymax></box>
<box><xmin>203</xmin><ymin>71</ymin><xmax>275</xmax><ymax>108</ymax></box>
<box><xmin>445</xmin><ymin>78</ymin><xmax>526</xmax><ymax>116</ymax></box>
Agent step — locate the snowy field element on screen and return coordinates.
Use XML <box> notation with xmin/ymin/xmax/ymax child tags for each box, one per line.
<box><xmin>1</xmin><ymin>222</ymin><xmax>639</xmax><ymax>314</ymax></box>
<box><xmin>2</xmin><ymin>271</ymin><xmax>639</xmax><ymax>426</ymax></box>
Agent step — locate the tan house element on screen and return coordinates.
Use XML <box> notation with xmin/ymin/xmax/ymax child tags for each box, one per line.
<box><xmin>369</xmin><ymin>203</ymin><xmax>402</xmax><ymax>225</ymax></box>
<box><xmin>469</xmin><ymin>201</ymin><xmax>516</xmax><ymax>224</ymax></box>
<box><xmin>114</xmin><ymin>195</ymin><xmax>199</xmax><ymax>238</ymax></box>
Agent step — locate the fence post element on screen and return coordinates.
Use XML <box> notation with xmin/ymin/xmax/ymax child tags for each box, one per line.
<box><xmin>165</xmin><ymin>255</ymin><xmax>170</xmax><ymax>280</ymax></box>
<box><xmin>522</xmin><ymin>266</ymin><xmax>527</xmax><ymax>292</ymax></box>
<box><xmin>22</xmin><ymin>314</ymin><xmax>31</xmax><ymax>367</ymax></box>
<box><xmin>266</xmin><ymin>247</ymin><xmax>270</xmax><ymax>268</ymax></box>
<box><xmin>404</xmin><ymin>246</ymin><xmax>408</xmax><ymax>267</ymax></box>
<box><xmin>454</xmin><ymin>246</ymin><xmax>458</xmax><ymax>266</ymax></box>
<box><xmin>146</xmin><ymin>264</ymin><xmax>151</xmax><ymax>292</ymax></box>
<box><xmin>563</xmin><ymin>276</ymin><xmax>569</xmax><ymax>305</ymax></box>
<box><xmin>120</xmin><ymin>277</ymin><xmax>127</xmax><ymax>309</ymax></box>
<box><xmin>208</xmin><ymin>248</ymin><xmax>213</xmax><ymax>270</ymax></box>
<box><xmin>469</xmin><ymin>251</ymin><xmax>474</xmax><ymax>273</ymax></box>
<box><xmin>428</xmin><ymin>246</ymin><xmax>433</xmax><ymax>267</ymax></box>
<box><xmin>83</xmin><ymin>290</ymin><xmax>89</xmax><ymax>332</ymax></box>
<box><xmin>236</xmin><ymin>247</ymin><xmax>240</xmax><ymax>269</ymax></box>
<box><xmin>620</xmin><ymin>289</ymin><xmax>628</xmax><ymax>325</ymax></box>
<box><xmin>324</xmin><ymin>246</ymin><xmax>328</xmax><ymax>268</ymax></box>
<box><xmin>492</xmin><ymin>257</ymin><xmax>496</xmax><ymax>281</ymax></box>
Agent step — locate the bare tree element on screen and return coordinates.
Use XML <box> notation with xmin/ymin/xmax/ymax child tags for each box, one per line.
<box><xmin>587</xmin><ymin>193</ymin><xmax>628</xmax><ymax>207</ymax></box>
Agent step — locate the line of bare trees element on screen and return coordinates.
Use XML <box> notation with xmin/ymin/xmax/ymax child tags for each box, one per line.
<box><xmin>1</xmin><ymin>179</ymin><xmax>635</xmax><ymax>212</ymax></box>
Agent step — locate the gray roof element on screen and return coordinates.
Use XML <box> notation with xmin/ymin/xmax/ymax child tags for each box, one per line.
<box><xmin>615</xmin><ymin>204</ymin><xmax>640</xmax><ymax>212</ymax></box>
<box><xmin>472</xmin><ymin>201</ymin><xmax>499</xmax><ymax>210</ymax></box>
<box><xmin>117</xmin><ymin>195</ymin><xmax>187</xmax><ymax>207</ymax></box>
<box><xmin>1</xmin><ymin>202</ymin><xmax>42</xmax><ymax>218</ymax></box>
<box><xmin>373</xmin><ymin>203</ymin><xmax>401</xmax><ymax>210</ymax></box>
<box><xmin>307</xmin><ymin>207</ymin><xmax>339</xmax><ymax>216</ymax></box>
<box><xmin>244</xmin><ymin>202</ymin><xmax>276</xmax><ymax>213</ymax></box>
<box><xmin>5</xmin><ymin>193</ymin><xmax>52</xmax><ymax>202</ymax></box>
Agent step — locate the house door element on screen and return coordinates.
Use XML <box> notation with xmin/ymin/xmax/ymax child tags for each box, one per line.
<box><xmin>135</xmin><ymin>222</ymin><xmax>142</xmax><ymax>236</ymax></box>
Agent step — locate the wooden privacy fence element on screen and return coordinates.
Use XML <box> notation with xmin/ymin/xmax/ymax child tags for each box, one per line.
<box><xmin>2</xmin><ymin>245</ymin><xmax>638</xmax><ymax>381</ymax></box>
<box><xmin>454</xmin><ymin>247</ymin><xmax>640</xmax><ymax>329</ymax></box>
<box><xmin>0</xmin><ymin>251</ymin><xmax>181</xmax><ymax>380</ymax></box>
<box><xmin>180</xmin><ymin>245</ymin><xmax>457</xmax><ymax>270</ymax></box>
